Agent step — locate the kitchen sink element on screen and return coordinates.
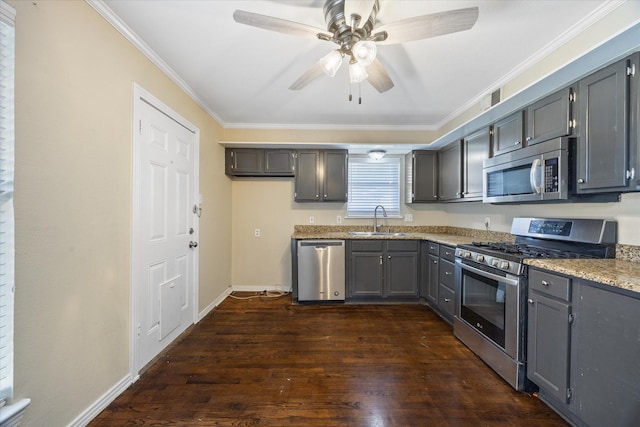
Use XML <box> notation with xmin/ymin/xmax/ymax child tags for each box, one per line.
<box><xmin>348</xmin><ymin>231</ymin><xmax>408</xmax><ymax>236</ymax></box>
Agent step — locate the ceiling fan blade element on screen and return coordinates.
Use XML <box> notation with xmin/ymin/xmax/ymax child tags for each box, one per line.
<box><xmin>233</xmin><ymin>10</ymin><xmax>330</xmax><ymax>40</ymax></box>
<box><xmin>366</xmin><ymin>58</ymin><xmax>394</xmax><ymax>93</ymax></box>
<box><xmin>289</xmin><ymin>62</ymin><xmax>326</xmax><ymax>90</ymax></box>
<box><xmin>375</xmin><ymin>7</ymin><xmax>479</xmax><ymax>45</ymax></box>
<box><xmin>344</xmin><ymin>0</ymin><xmax>376</xmax><ymax>28</ymax></box>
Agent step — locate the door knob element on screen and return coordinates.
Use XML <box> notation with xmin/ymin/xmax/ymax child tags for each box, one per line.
<box><xmin>189</xmin><ymin>241</ymin><xmax>198</xmax><ymax>249</ymax></box>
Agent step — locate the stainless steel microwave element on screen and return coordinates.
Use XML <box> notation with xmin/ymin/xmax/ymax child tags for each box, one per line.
<box><xmin>483</xmin><ymin>138</ymin><xmax>570</xmax><ymax>203</ymax></box>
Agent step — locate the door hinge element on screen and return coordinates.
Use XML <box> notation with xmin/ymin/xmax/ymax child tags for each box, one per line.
<box><xmin>139</xmin><ymin>120</ymin><xmax>142</xmax><ymax>135</ymax></box>
<box><xmin>627</xmin><ymin>64</ymin><xmax>636</xmax><ymax>77</ymax></box>
<box><xmin>568</xmin><ymin>313</ymin><xmax>575</xmax><ymax>324</ymax></box>
<box><xmin>137</xmin><ymin>324</ymin><xmax>141</xmax><ymax>337</ymax></box>
<box><xmin>569</xmin><ymin>89</ymin><xmax>576</xmax><ymax>103</ymax></box>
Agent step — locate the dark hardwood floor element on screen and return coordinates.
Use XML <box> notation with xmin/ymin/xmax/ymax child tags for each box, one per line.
<box><xmin>90</xmin><ymin>293</ymin><xmax>567</xmax><ymax>426</ymax></box>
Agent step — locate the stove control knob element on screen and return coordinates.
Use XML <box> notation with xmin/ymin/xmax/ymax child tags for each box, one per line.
<box><xmin>476</xmin><ymin>255</ymin><xmax>485</xmax><ymax>262</ymax></box>
<box><xmin>463</xmin><ymin>251</ymin><xmax>472</xmax><ymax>259</ymax></box>
<box><xmin>500</xmin><ymin>261</ymin><xmax>510</xmax><ymax>270</ymax></box>
<box><xmin>491</xmin><ymin>259</ymin><xmax>500</xmax><ymax>267</ymax></box>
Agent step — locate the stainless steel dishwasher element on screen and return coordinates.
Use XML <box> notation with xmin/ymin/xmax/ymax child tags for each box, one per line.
<box><xmin>297</xmin><ymin>240</ymin><xmax>345</xmax><ymax>302</ymax></box>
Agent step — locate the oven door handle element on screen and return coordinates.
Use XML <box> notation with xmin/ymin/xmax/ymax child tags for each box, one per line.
<box><xmin>456</xmin><ymin>259</ymin><xmax>520</xmax><ymax>287</ymax></box>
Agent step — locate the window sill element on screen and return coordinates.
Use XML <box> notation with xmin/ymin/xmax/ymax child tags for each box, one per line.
<box><xmin>0</xmin><ymin>398</ymin><xmax>31</xmax><ymax>427</ymax></box>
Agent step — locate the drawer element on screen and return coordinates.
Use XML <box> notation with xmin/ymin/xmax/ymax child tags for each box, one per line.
<box><xmin>427</xmin><ymin>241</ymin><xmax>440</xmax><ymax>255</ymax></box>
<box><xmin>439</xmin><ymin>284</ymin><xmax>456</xmax><ymax>317</ymax></box>
<box><xmin>439</xmin><ymin>245</ymin><xmax>456</xmax><ymax>262</ymax></box>
<box><xmin>439</xmin><ymin>258</ymin><xmax>455</xmax><ymax>288</ymax></box>
<box><xmin>350</xmin><ymin>240</ymin><xmax>384</xmax><ymax>252</ymax></box>
<box><xmin>387</xmin><ymin>240</ymin><xmax>419</xmax><ymax>252</ymax></box>
<box><xmin>529</xmin><ymin>268</ymin><xmax>571</xmax><ymax>301</ymax></box>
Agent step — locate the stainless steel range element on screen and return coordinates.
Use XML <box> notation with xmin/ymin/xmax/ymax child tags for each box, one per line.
<box><xmin>453</xmin><ymin>217</ymin><xmax>616</xmax><ymax>391</ymax></box>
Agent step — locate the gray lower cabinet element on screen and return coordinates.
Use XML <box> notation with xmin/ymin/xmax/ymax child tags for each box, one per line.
<box><xmin>420</xmin><ymin>241</ymin><xmax>439</xmax><ymax>304</ymax></box>
<box><xmin>294</xmin><ymin>149</ymin><xmax>348</xmax><ymax>202</ymax></box>
<box><xmin>527</xmin><ymin>267</ymin><xmax>640</xmax><ymax>426</ymax></box>
<box><xmin>438</xmin><ymin>141</ymin><xmax>463</xmax><ymax>201</ymax></box>
<box><xmin>437</xmin><ymin>245</ymin><xmax>456</xmax><ymax>322</ymax></box>
<box><xmin>575</xmin><ymin>54</ymin><xmax>637</xmax><ymax>193</ymax></box>
<box><xmin>406</xmin><ymin>150</ymin><xmax>438</xmax><ymax>202</ymax></box>
<box><xmin>348</xmin><ymin>240</ymin><xmax>419</xmax><ymax>300</ymax></box>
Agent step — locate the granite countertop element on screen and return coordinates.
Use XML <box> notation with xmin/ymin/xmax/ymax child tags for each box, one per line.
<box><xmin>291</xmin><ymin>225</ymin><xmax>513</xmax><ymax>248</ymax></box>
<box><xmin>525</xmin><ymin>258</ymin><xmax>640</xmax><ymax>295</ymax></box>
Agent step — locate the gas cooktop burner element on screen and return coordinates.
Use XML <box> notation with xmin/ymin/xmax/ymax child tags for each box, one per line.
<box><xmin>470</xmin><ymin>241</ymin><xmax>598</xmax><ymax>259</ymax></box>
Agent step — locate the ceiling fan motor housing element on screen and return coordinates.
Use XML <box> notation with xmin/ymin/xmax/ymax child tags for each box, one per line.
<box><xmin>323</xmin><ymin>0</ymin><xmax>380</xmax><ymax>53</ymax></box>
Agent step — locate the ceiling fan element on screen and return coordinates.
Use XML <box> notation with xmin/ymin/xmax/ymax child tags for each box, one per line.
<box><xmin>233</xmin><ymin>0</ymin><xmax>479</xmax><ymax>95</ymax></box>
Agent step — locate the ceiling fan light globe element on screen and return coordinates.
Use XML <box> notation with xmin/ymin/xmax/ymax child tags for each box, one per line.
<box><xmin>349</xmin><ymin>61</ymin><xmax>368</xmax><ymax>84</ymax></box>
<box><xmin>352</xmin><ymin>40</ymin><xmax>377</xmax><ymax>66</ymax></box>
<box><xmin>320</xmin><ymin>50</ymin><xmax>343</xmax><ymax>77</ymax></box>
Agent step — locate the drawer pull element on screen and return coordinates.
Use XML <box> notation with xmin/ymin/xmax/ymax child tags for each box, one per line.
<box><xmin>444</xmin><ymin>298</ymin><xmax>451</xmax><ymax>303</ymax></box>
<box><xmin>528</xmin><ymin>299</ymin><xmax>534</xmax><ymax>304</ymax></box>
<box><xmin>541</xmin><ymin>280</ymin><xmax>550</xmax><ymax>286</ymax></box>
<box><xmin>445</xmin><ymin>271</ymin><xmax>451</xmax><ymax>276</ymax></box>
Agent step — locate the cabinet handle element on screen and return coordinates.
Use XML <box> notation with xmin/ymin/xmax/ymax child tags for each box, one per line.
<box><xmin>445</xmin><ymin>271</ymin><xmax>451</xmax><ymax>276</ymax></box>
<box><xmin>541</xmin><ymin>280</ymin><xmax>549</xmax><ymax>287</ymax></box>
<box><xmin>577</xmin><ymin>178</ymin><xmax>585</xmax><ymax>184</ymax></box>
<box><xmin>526</xmin><ymin>136</ymin><xmax>532</xmax><ymax>142</ymax></box>
<box><xmin>444</xmin><ymin>298</ymin><xmax>451</xmax><ymax>303</ymax></box>
<box><xmin>515</xmin><ymin>141</ymin><xmax>521</xmax><ymax>146</ymax></box>
<box><xmin>528</xmin><ymin>299</ymin><xmax>534</xmax><ymax>304</ymax></box>
<box><xmin>433</xmin><ymin>260</ymin><xmax>438</xmax><ymax>264</ymax></box>
<box><xmin>379</xmin><ymin>256</ymin><xmax>383</xmax><ymax>265</ymax></box>
<box><xmin>324</xmin><ymin>194</ymin><xmax>328</xmax><ymax>198</ymax></box>
<box><xmin>388</xmin><ymin>255</ymin><xmax>391</xmax><ymax>259</ymax></box>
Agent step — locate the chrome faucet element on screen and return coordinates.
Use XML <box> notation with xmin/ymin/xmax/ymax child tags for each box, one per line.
<box><xmin>373</xmin><ymin>205</ymin><xmax>387</xmax><ymax>232</ymax></box>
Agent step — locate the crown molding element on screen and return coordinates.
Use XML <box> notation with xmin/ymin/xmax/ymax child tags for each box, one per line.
<box><xmin>86</xmin><ymin>0</ymin><xmax>226</xmax><ymax>126</ymax></box>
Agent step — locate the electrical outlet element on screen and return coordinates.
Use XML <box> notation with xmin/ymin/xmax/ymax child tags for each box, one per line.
<box><xmin>485</xmin><ymin>217</ymin><xmax>490</xmax><ymax>230</ymax></box>
<box><xmin>254</xmin><ymin>228</ymin><xmax>260</xmax><ymax>237</ymax></box>
<box><xmin>336</xmin><ymin>215</ymin><xmax>342</xmax><ymax>224</ymax></box>
<box><xmin>309</xmin><ymin>216</ymin><xmax>315</xmax><ymax>224</ymax></box>
<box><xmin>404</xmin><ymin>213</ymin><xmax>413</xmax><ymax>222</ymax></box>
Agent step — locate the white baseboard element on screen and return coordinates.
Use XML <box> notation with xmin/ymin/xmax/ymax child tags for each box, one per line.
<box><xmin>197</xmin><ymin>286</ymin><xmax>233</xmax><ymax>322</ymax></box>
<box><xmin>68</xmin><ymin>374</ymin><xmax>131</xmax><ymax>427</ymax></box>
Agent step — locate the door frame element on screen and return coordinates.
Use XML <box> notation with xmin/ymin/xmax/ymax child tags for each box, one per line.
<box><xmin>130</xmin><ymin>83</ymin><xmax>200</xmax><ymax>380</ymax></box>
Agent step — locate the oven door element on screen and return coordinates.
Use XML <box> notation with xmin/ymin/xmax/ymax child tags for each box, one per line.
<box><xmin>455</xmin><ymin>259</ymin><xmax>522</xmax><ymax>360</ymax></box>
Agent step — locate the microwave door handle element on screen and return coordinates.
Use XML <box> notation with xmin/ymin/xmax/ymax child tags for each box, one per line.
<box><xmin>530</xmin><ymin>158</ymin><xmax>543</xmax><ymax>194</ymax></box>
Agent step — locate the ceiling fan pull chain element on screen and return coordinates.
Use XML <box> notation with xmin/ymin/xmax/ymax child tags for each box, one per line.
<box><xmin>359</xmin><ymin>82</ymin><xmax>362</xmax><ymax>105</ymax></box>
<box><xmin>349</xmin><ymin>83</ymin><xmax>353</xmax><ymax>102</ymax></box>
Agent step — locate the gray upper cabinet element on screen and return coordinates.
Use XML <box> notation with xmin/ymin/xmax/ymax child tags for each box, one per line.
<box><xmin>438</xmin><ymin>141</ymin><xmax>463</xmax><ymax>201</ymax></box>
<box><xmin>294</xmin><ymin>149</ymin><xmax>348</xmax><ymax>202</ymax></box>
<box><xmin>630</xmin><ymin>53</ymin><xmax>640</xmax><ymax>191</ymax></box>
<box><xmin>225</xmin><ymin>148</ymin><xmax>294</xmax><ymax>177</ymax></box>
<box><xmin>576</xmin><ymin>57</ymin><xmax>631</xmax><ymax>193</ymax></box>
<box><xmin>492</xmin><ymin>111</ymin><xmax>524</xmax><ymax>156</ymax></box>
<box><xmin>525</xmin><ymin>86</ymin><xmax>575</xmax><ymax>146</ymax></box>
<box><xmin>405</xmin><ymin>150</ymin><xmax>438</xmax><ymax>203</ymax></box>
<box><xmin>462</xmin><ymin>127</ymin><xmax>491</xmax><ymax>200</ymax></box>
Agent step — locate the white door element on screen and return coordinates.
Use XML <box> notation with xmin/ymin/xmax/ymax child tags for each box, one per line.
<box><xmin>132</xmin><ymin>86</ymin><xmax>199</xmax><ymax>373</ymax></box>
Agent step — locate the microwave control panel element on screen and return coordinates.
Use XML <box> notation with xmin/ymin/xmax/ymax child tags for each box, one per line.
<box><xmin>544</xmin><ymin>158</ymin><xmax>559</xmax><ymax>193</ymax></box>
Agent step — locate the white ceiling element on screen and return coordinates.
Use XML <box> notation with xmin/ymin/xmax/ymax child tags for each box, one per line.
<box><xmin>99</xmin><ymin>0</ymin><xmax>616</xmax><ymax>131</ymax></box>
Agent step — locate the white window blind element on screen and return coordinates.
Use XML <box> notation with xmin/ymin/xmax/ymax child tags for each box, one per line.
<box><xmin>347</xmin><ymin>156</ymin><xmax>401</xmax><ymax>217</ymax></box>
<box><xmin>0</xmin><ymin>0</ymin><xmax>16</xmax><ymax>406</ymax></box>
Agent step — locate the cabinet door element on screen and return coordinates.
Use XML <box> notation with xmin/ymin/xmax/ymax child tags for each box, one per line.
<box><xmin>294</xmin><ymin>150</ymin><xmax>321</xmax><ymax>201</ymax></box>
<box><xmin>427</xmin><ymin>254</ymin><xmax>439</xmax><ymax>304</ymax></box>
<box><xmin>323</xmin><ymin>150</ymin><xmax>348</xmax><ymax>202</ymax></box>
<box><xmin>225</xmin><ymin>148</ymin><xmax>264</xmax><ymax>175</ymax></box>
<box><xmin>385</xmin><ymin>252</ymin><xmax>419</xmax><ymax>297</ymax></box>
<box><xmin>572</xmin><ymin>281</ymin><xmax>640</xmax><ymax>427</ymax></box>
<box><xmin>463</xmin><ymin>128</ymin><xmax>490</xmax><ymax>200</ymax></box>
<box><xmin>410</xmin><ymin>151</ymin><xmax>438</xmax><ymax>202</ymax></box>
<box><xmin>438</xmin><ymin>141</ymin><xmax>462</xmax><ymax>201</ymax></box>
<box><xmin>630</xmin><ymin>53</ymin><xmax>640</xmax><ymax>191</ymax></box>
<box><xmin>349</xmin><ymin>252</ymin><xmax>384</xmax><ymax>297</ymax></box>
<box><xmin>264</xmin><ymin>150</ymin><xmax>295</xmax><ymax>176</ymax></box>
<box><xmin>576</xmin><ymin>59</ymin><xmax>629</xmax><ymax>192</ymax></box>
<box><xmin>527</xmin><ymin>292</ymin><xmax>571</xmax><ymax>403</ymax></box>
<box><xmin>493</xmin><ymin>111</ymin><xmax>524</xmax><ymax>156</ymax></box>
<box><xmin>526</xmin><ymin>87</ymin><xmax>574</xmax><ymax>145</ymax></box>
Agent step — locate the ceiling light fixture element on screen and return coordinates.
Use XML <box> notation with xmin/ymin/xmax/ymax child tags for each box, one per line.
<box><xmin>352</xmin><ymin>41</ymin><xmax>377</xmax><ymax>67</ymax></box>
<box><xmin>319</xmin><ymin>49</ymin><xmax>343</xmax><ymax>77</ymax></box>
<box><xmin>348</xmin><ymin>59</ymin><xmax>368</xmax><ymax>84</ymax></box>
<box><xmin>368</xmin><ymin>150</ymin><xmax>386</xmax><ymax>160</ymax></box>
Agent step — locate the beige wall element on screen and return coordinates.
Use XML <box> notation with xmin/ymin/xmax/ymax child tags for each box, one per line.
<box><xmin>10</xmin><ymin>1</ymin><xmax>230</xmax><ymax>425</ymax></box>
